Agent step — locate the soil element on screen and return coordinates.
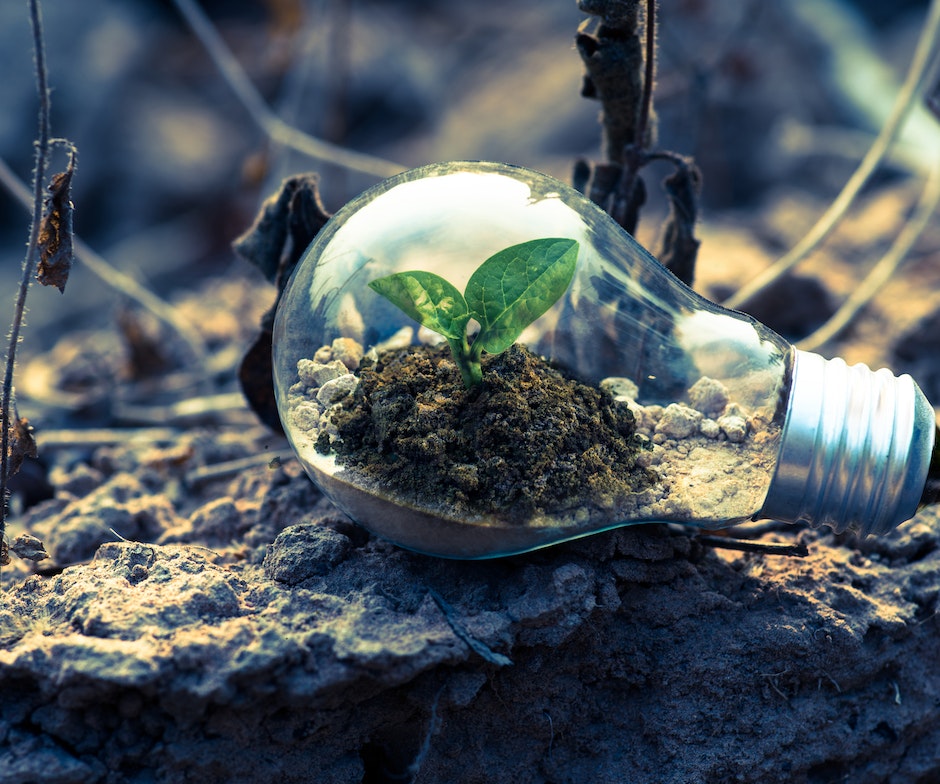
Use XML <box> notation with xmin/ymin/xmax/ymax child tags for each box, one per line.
<box><xmin>3</xmin><ymin>3</ymin><xmax>940</xmax><ymax>784</ymax></box>
<box><xmin>326</xmin><ymin>343</ymin><xmax>656</xmax><ymax>523</ymax></box>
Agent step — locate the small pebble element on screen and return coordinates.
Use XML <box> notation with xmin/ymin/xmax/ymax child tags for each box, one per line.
<box><xmin>699</xmin><ymin>418</ymin><xmax>720</xmax><ymax>439</ymax></box>
<box><xmin>331</xmin><ymin>338</ymin><xmax>364</xmax><ymax>370</ymax></box>
<box><xmin>300</xmin><ymin>359</ymin><xmax>348</xmax><ymax>387</ymax></box>
<box><xmin>317</xmin><ymin>374</ymin><xmax>358</xmax><ymax>405</ymax></box>
<box><xmin>313</xmin><ymin>346</ymin><xmax>333</xmax><ymax>364</ymax></box>
<box><xmin>601</xmin><ymin>377</ymin><xmax>639</xmax><ymax>401</ymax></box>
<box><xmin>292</xmin><ymin>402</ymin><xmax>322</xmax><ymax>430</ymax></box>
<box><xmin>655</xmin><ymin>403</ymin><xmax>702</xmax><ymax>439</ymax></box>
<box><xmin>688</xmin><ymin>377</ymin><xmax>729</xmax><ymax>417</ymax></box>
<box><xmin>717</xmin><ymin>414</ymin><xmax>748</xmax><ymax>443</ymax></box>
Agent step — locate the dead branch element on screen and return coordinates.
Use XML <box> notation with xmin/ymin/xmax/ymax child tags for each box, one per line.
<box><xmin>170</xmin><ymin>0</ymin><xmax>406</xmax><ymax>179</ymax></box>
<box><xmin>723</xmin><ymin>0</ymin><xmax>940</xmax><ymax>312</ymax></box>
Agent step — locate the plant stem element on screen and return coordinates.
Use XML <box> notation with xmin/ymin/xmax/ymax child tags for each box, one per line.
<box><xmin>635</xmin><ymin>0</ymin><xmax>656</xmax><ymax>151</ymax></box>
<box><xmin>2</xmin><ymin>0</ymin><xmax>50</xmax><ymax>573</ymax></box>
<box><xmin>447</xmin><ymin>337</ymin><xmax>482</xmax><ymax>389</ymax></box>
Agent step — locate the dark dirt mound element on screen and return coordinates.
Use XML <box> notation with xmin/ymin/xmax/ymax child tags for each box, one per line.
<box><xmin>327</xmin><ymin>344</ymin><xmax>656</xmax><ymax>522</ymax></box>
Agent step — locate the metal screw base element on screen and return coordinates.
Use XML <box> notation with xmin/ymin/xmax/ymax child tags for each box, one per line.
<box><xmin>759</xmin><ymin>350</ymin><xmax>935</xmax><ymax>536</ymax></box>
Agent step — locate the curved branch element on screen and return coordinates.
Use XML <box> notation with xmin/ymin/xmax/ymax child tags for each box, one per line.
<box><xmin>170</xmin><ymin>0</ymin><xmax>406</xmax><ymax>180</ymax></box>
<box><xmin>797</xmin><ymin>156</ymin><xmax>940</xmax><ymax>352</ymax></box>
<box><xmin>723</xmin><ymin>0</ymin><xmax>940</xmax><ymax>311</ymax></box>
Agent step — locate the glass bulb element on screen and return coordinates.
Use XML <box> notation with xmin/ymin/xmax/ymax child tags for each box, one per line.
<box><xmin>272</xmin><ymin>161</ymin><xmax>936</xmax><ymax>558</ymax></box>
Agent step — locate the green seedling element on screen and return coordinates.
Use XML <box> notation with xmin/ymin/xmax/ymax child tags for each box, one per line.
<box><xmin>369</xmin><ymin>237</ymin><xmax>579</xmax><ymax>388</ymax></box>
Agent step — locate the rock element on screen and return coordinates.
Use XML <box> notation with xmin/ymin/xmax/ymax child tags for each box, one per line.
<box><xmin>600</xmin><ymin>376</ymin><xmax>639</xmax><ymax>401</ymax></box>
<box><xmin>160</xmin><ymin>498</ymin><xmax>245</xmax><ymax>546</ymax></box>
<box><xmin>263</xmin><ymin>522</ymin><xmax>353</xmax><ymax>585</ymax></box>
<box><xmin>290</xmin><ymin>400</ymin><xmax>321</xmax><ymax>430</ymax></box>
<box><xmin>687</xmin><ymin>377</ymin><xmax>729</xmax><ymax>417</ymax></box>
<box><xmin>3</xmin><ymin>519</ymin><xmax>940</xmax><ymax>784</ymax></box>
<box><xmin>718</xmin><ymin>413</ymin><xmax>748</xmax><ymax>442</ymax></box>
<box><xmin>27</xmin><ymin>475</ymin><xmax>182</xmax><ymax>567</ymax></box>
<box><xmin>298</xmin><ymin>359</ymin><xmax>348</xmax><ymax>388</ymax></box>
<box><xmin>655</xmin><ymin>403</ymin><xmax>703</xmax><ymax>439</ymax></box>
<box><xmin>330</xmin><ymin>337</ymin><xmax>364</xmax><ymax>370</ymax></box>
<box><xmin>699</xmin><ymin>418</ymin><xmax>720</xmax><ymax>438</ymax></box>
<box><xmin>316</xmin><ymin>374</ymin><xmax>358</xmax><ymax>405</ymax></box>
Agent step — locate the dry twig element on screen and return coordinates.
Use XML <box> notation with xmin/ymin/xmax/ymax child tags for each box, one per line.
<box><xmin>724</xmin><ymin>0</ymin><xmax>940</xmax><ymax>312</ymax></box>
<box><xmin>170</xmin><ymin>0</ymin><xmax>406</xmax><ymax>179</ymax></box>
<box><xmin>2</xmin><ymin>0</ymin><xmax>52</xmax><ymax>576</ymax></box>
<box><xmin>576</xmin><ymin>0</ymin><xmax>701</xmax><ymax>287</ymax></box>
<box><xmin>798</xmin><ymin>154</ymin><xmax>940</xmax><ymax>352</ymax></box>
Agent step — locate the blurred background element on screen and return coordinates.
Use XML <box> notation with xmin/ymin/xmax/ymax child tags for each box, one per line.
<box><xmin>0</xmin><ymin>0</ymin><xmax>938</xmax><ymax>376</ymax></box>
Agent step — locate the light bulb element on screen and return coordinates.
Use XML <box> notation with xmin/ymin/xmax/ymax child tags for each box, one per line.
<box><xmin>272</xmin><ymin>161</ymin><xmax>937</xmax><ymax>559</ymax></box>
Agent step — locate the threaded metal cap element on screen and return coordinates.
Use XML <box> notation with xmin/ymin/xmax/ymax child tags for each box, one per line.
<box><xmin>759</xmin><ymin>350</ymin><xmax>935</xmax><ymax>536</ymax></box>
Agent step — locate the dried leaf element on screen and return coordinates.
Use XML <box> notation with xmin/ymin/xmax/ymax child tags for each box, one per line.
<box><xmin>10</xmin><ymin>533</ymin><xmax>48</xmax><ymax>562</ymax></box>
<box><xmin>5</xmin><ymin>415</ymin><xmax>38</xmax><ymax>481</ymax></box>
<box><xmin>116</xmin><ymin>307</ymin><xmax>173</xmax><ymax>380</ymax></box>
<box><xmin>234</xmin><ymin>175</ymin><xmax>332</xmax><ymax>432</ymax></box>
<box><xmin>36</xmin><ymin>150</ymin><xmax>77</xmax><ymax>293</ymax></box>
<box><xmin>239</xmin><ymin>331</ymin><xmax>282</xmax><ymax>433</ymax></box>
<box><xmin>232</xmin><ymin>173</ymin><xmax>331</xmax><ymax>285</ymax></box>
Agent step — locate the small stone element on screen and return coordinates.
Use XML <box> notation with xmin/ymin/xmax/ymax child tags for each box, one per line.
<box><xmin>699</xmin><ymin>418</ymin><xmax>720</xmax><ymax>439</ymax></box>
<box><xmin>299</xmin><ymin>359</ymin><xmax>348</xmax><ymax>387</ymax></box>
<box><xmin>633</xmin><ymin>404</ymin><xmax>662</xmax><ymax>435</ymax></box>
<box><xmin>264</xmin><ymin>523</ymin><xmax>352</xmax><ymax>585</ymax></box>
<box><xmin>317</xmin><ymin>374</ymin><xmax>358</xmax><ymax>405</ymax></box>
<box><xmin>601</xmin><ymin>377</ymin><xmax>639</xmax><ymax>401</ymax></box>
<box><xmin>655</xmin><ymin>403</ymin><xmax>702</xmax><ymax>439</ymax></box>
<box><xmin>296</xmin><ymin>359</ymin><xmax>318</xmax><ymax>386</ymax></box>
<box><xmin>292</xmin><ymin>402</ymin><xmax>322</xmax><ymax>430</ymax></box>
<box><xmin>331</xmin><ymin>338</ymin><xmax>364</xmax><ymax>370</ymax></box>
<box><xmin>688</xmin><ymin>377</ymin><xmax>729</xmax><ymax>417</ymax></box>
<box><xmin>717</xmin><ymin>414</ymin><xmax>748</xmax><ymax>443</ymax></box>
<box><xmin>313</xmin><ymin>345</ymin><xmax>333</xmax><ymax>364</ymax></box>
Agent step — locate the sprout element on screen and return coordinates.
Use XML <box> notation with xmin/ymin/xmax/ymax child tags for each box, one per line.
<box><xmin>369</xmin><ymin>238</ymin><xmax>579</xmax><ymax>388</ymax></box>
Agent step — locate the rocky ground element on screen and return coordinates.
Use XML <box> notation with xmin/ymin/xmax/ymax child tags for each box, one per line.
<box><xmin>2</xmin><ymin>1</ymin><xmax>940</xmax><ymax>782</ymax></box>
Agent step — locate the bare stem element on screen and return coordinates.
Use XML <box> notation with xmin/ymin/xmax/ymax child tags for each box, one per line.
<box><xmin>634</xmin><ymin>0</ymin><xmax>656</xmax><ymax>150</ymax></box>
<box><xmin>695</xmin><ymin>534</ymin><xmax>809</xmax><ymax>558</ymax></box>
<box><xmin>2</xmin><ymin>0</ymin><xmax>50</xmax><ymax>570</ymax></box>
<box><xmin>723</xmin><ymin>0</ymin><xmax>940</xmax><ymax>311</ymax></box>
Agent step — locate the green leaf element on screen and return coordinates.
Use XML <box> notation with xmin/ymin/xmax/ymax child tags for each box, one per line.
<box><xmin>368</xmin><ymin>271</ymin><xmax>470</xmax><ymax>340</ymax></box>
<box><xmin>465</xmin><ymin>238</ymin><xmax>579</xmax><ymax>354</ymax></box>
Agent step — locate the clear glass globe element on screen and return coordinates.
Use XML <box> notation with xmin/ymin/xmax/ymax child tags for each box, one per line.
<box><xmin>272</xmin><ymin>161</ymin><xmax>932</xmax><ymax>558</ymax></box>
